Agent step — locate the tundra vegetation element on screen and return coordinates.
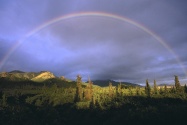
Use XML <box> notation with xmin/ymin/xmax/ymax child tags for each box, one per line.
<box><xmin>0</xmin><ymin>72</ymin><xmax>187</xmax><ymax>125</ymax></box>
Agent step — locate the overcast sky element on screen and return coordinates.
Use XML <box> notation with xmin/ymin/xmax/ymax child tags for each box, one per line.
<box><xmin>0</xmin><ymin>0</ymin><xmax>187</xmax><ymax>84</ymax></box>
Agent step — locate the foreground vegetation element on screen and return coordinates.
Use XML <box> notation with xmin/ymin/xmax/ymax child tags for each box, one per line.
<box><xmin>0</xmin><ymin>75</ymin><xmax>187</xmax><ymax>125</ymax></box>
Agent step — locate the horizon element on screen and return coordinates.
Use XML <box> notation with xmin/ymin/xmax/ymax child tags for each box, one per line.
<box><xmin>1</xmin><ymin>69</ymin><xmax>186</xmax><ymax>86</ymax></box>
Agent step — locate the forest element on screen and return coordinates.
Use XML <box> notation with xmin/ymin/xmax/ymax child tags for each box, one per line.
<box><xmin>0</xmin><ymin>73</ymin><xmax>187</xmax><ymax>125</ymax></box>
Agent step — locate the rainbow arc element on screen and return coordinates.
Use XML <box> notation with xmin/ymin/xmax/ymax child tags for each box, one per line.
<box><xmin>0</xmin><ymin>12</ymin><xmax>186</xmax><ymax>76</ymax></box>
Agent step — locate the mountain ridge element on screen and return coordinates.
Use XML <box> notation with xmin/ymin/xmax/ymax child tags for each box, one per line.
<box><xmin>0</xmin><ymin>70</ymin><xmax>55</xmax><ymax>82</ymax></box>
<box><xmin>87</xmin><ymin>79</ymin><xmax>140</xmax><ymax>87</ymax></box>
<box><xmin>0</xmin><ymin>70</ymin><xmax>140</xmax><ymax>87</ymax></box>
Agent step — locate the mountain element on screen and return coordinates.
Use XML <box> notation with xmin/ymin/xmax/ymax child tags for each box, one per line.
<box><xmin>0</xmin><ymin>71</ymin><xmax>77</xmax><ymax>89</ymax></box>
<box><xmin>31</xmin><ymin>71</ymin><xmax>55</xmax><ymax>82</ymax></box>
<box><xmin>158</xmin><ymin>83</ymin><xmax>174</xmax><ymax>86</ymax></box>
<box><xmin>9</xmin><ymin>70</ymin><xmax>25</xmax><ymax>73</ymax></box>
<box><xmin>90</xmin><ymin>80</ymin><xmax>140</xmax><ymax>87</ymax></box>
<box><xmin>0</xmin><ymin>70</ymin><xmax>55</xmax><ymax>81</ymax></box>
<box><xmin>0</xmin><ymin>71</ymin><xmax>140</xmax><ymax>87</ymax></box>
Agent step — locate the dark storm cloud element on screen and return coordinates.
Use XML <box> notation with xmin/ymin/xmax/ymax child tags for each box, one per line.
<box><xmin>0</xmin><ymin>0</ymin><xmax>187</xmax><ymax>84</ymax></box>
<box><xmin>40</xmin><ymin>19</ymin><xmax>175</xmax><ymax>82</ymax></box>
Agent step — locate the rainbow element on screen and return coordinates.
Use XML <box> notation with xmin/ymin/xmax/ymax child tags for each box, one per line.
<box><xmin>0</xmin><ymin>11</ymin><xmax>187</xmax><ymax>76</ymax></box>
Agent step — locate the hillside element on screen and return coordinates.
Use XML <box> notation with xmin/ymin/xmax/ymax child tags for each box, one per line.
<box><xmin>0</xmin><ymin>71</ymin><xmax>40</xmax><ymax>81</ymax></box>
<box><xmin>0</xmin><ymin>70</ymin><xmax>56</xmax><ymax>82</ymax></box>
<box><xmin>0</xmin><ymin>71</ymin><xmax>140</xmax><ymax>88</ymax></box>
<box><xmin>0</xmin><ymin>70</ymin><xmax>76</xmax><ymax>89</ymax></box>
<box><xmin>90</xmin><ymin>80</ymin><xmax>140</xmax><ymax>87</ymax></box>
<box><xmin>31</xmin><ymin>71</ymin><xmax>55</xmax><ymax>82</ymax></box>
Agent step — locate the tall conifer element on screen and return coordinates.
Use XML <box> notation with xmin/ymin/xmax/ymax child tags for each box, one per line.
<box><xmin>74</xmin><ymin>75</ymin><xmax>83</xmax><ymax>102</ymax></box>
<box><xmin>174</xmin><ymin>75</ymin><xmax>181</xmax><ymax>91</ymax></box>
<box><xmin>154</xmin><ymin>79</ymin><xmax>158</xmax><ymax>94</ymax></box>
<box><xmin>145</xmin><ymin>79</ymin><xmax>151</xmax><ymax>97</ymax></box>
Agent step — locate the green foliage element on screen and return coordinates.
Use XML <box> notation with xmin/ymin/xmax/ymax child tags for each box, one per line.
<box><xmin>75</xmin><ymin>101</ymin><xmax>90</xmax><ymax>109</ymax></box>
<box><xmin>164</xmin><ymin>85</ymin><xmax>168</xmax><ymax>94</ymax></box>
<box><xmin>174</xmin><ymin>75</ymin><xmax>181</xmax><ymax>91</ymax></box>
<box><xmin>184</xmin><ymin>84</ymin><xmax>187</xmax><ymax>93</ymax></box>
<box><xmin>84</xmin><ymin>80</ymin><xmax>93</xmax><ymax>101</ymax></box>
<box><xmin>2</xmin><ymin>93</ymin><xmax>8</xmax><ymax>107</ymax></box>
<box><xmin>74</xmin><ymin>75</ymin><xmax>83</xmax><ymax>102</ymax></box>
<box><xmin>153</xmin><ymin>79</ymin><xmax>158</xmax><ymax>94</ymax></box>
<box><xmin>108</xmin><ymin>82</ymin><xmax>114</xmax><ymax>98</ymax></box>
<box><xmin>1</xmin><ymin>74</ymin><xmax>187</xmax><ymax>125</ymax></box>
<box><xmin>25</xmin><ymin>86</ymin><xmax>75</xmax><ymax>107</ymax></box>
<box><xmin>145</xmin><ymin>79</ymin><xmax>151</xmax><ymax>97</ymax></box>
<box><xmin>0</xmin><ymin>76</ymin><xmax>76</xmax><ymax>90</ymax></box>
<box><xmin>136</xmin><ymin>87</ymin><xmax>141</xmax><ymax>96</ymax></box>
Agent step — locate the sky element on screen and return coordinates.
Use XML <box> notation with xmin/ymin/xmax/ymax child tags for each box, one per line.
<box><xmin>0</xmin><ymin>0</ymin><xmax>187</xmax><ymax>85</ymax></box>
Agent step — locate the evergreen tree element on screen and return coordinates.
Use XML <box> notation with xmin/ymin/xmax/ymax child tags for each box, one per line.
<box><xmin>174</xmin><ymin>75</ymin><xmax>181</xmax><ymax>90</ymax></box>
<box><xmin>171</xmin><ymin>86</ymin><xmax>176</xmax><ymax>93</ymax></box>
<box><xmin>84</xmin><ymin>78</ymin><xmax>93</xmax><ymax>101</ymax></box>
<box><xmin>159</xmin><ymin>87</ymin><xmax>164</xmax><ymax>95</ymax></box>
<box><xmin>145</xmin><ymin>79</ymin><xmax>151</xmax><ymax>97</ymax></box>
<box><xmin>116</xmin><ymin>83</ymin><xmax>122</xmax><ymax>97</ymax></box>
<box><xmin>153</xmin><ymin>79</ymin><xmax>158</xmax><ymax>94</ymax></box>
<box><xmin>119</xmin><ymin>82</ymin><xmax>122</xmax><ymax>95</ymax></box>
<box><xmin>74</xmin><ymin>75</ymin><xmax>83</xmax><ymax>102</ymax></box>
<box><xmin>184</xmin><ymin>84</ymin><xmax>187</xmax><ymax>93</ymax></box>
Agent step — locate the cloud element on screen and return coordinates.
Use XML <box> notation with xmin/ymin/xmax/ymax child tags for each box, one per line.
<box><xmin>20</xmin><ymin>16</ymin><xmax>179</xmax><ymax>82</ymax></box>
<box><xmin>0</xmin><ymin>0</ymin><xmax>187</xmax><ymax>84</ymax></box>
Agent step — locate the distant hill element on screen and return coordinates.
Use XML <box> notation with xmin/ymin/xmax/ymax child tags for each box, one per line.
<box><xmin>31</xmin><ymin>71</ymin><xmax>55</xmax><ymax>82</ymax></box>
<box><xmin>0</xmin><ymin>71</ymin><xmax>140</xmax><ymax>88</ymax></box>
<box><xmin>0</xmin><ymin>70</ymin><xmax>56</xmax><ymax>82</ymax></box>
<box><xmin>9</xmin><ymin>70</ymin><xmax>25</xmax><ymax>73</ymax></box>
<box><xmin>158</xmin><ymin>83</ymin><xmax>174</xmax><ymax>86</ymax></box>
<box><xmin>89</xmin><ymin>80</ymin><xmax>140</xmax><ymax>87</ymax></box>
<box><xmin>0</xmin><ymin>71</ymin><xmax>76</xmax><ymax>89</ymax></box>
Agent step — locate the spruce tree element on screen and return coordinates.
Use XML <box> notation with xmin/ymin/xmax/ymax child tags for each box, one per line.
<box><xmin>84</xmin><ymin>78</ymin><xmax>93</xmax><ymax>101</ymax></box>
<box><xmin>171</xmin><ymin>86</ymin><xmax>176</xmax><ymax>93</ymax></box>
<box><xmin>118</xmin><ymin>82</ymin><xmax>122</xmax><ymax>96</ymax></box>
<box><xmin>174</xmin><ymin>75</ymin><xmax>181</xmax><ymax>91</ymax></box>
<box><xmin>184</xmin><ymin>84</ymin><xmax>187</xmax><ymax>93</ymax></box>
<box><xmin>153</xmin><ymin>79</ymin><xmax>158</xmax><ymax>94</ymax></box>
<box><xmin>159</xmin><ymin>87</ymin><xmax>164</xmax><ymax>95</ymax></box>
<box><xmin>145</xmin><ymin>79</ymin><xmax>151</xmax><ymax>97</ymax></box>
<box><xmin>74</xmin><ymin>75</ymin><xmax>83</xmax><ymax>102</ymax></box>
<box><xmin>116</xmin><ymin>83</ymin><xmax>122</xmax><ymax>97</ymax></box>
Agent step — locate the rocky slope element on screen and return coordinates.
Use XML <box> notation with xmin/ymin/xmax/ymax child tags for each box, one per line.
<box><xmin>31</xmin><ymin>71</ymin><xmax>55</xmax><ymax>82</ymax></box>
<box><xmin>0</xmin><ymin>70</ymin><xmax>55</xmax><ymax>82</ymax></box>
